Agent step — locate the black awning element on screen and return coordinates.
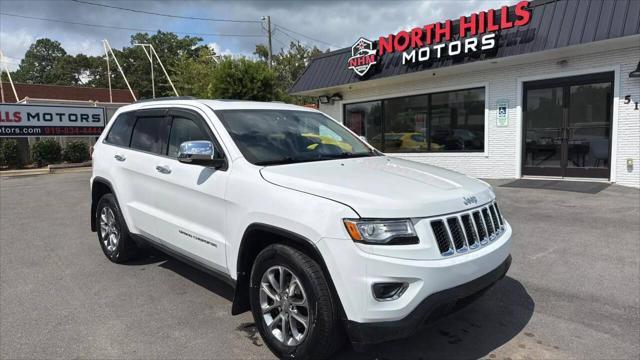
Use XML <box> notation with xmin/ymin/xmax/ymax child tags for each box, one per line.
<box><xmin>290</xmin><ymin>0</ymin><xmax>640</xmax><ymax>94</ymax></box>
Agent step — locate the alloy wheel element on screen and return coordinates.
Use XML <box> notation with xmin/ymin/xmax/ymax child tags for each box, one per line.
<box><xmin>259</xmin><ymin>265</ymin><xmax>309</xmax><ymax>346</ymax></box>
<box><xmin>99</xmin><ymin>207</ymin><xmax>120</xmax><ymax>253</ymax></box>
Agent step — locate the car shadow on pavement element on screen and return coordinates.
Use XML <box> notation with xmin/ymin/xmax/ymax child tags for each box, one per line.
<box><xmin>333</xmin><ymin>276</ymin><xmax>534</xmax><ymax>360</ymax></box>
<box><xmin>157</xmin><ymin>257</ymin><xmax>235</xmax><ymax>301</ymax></box>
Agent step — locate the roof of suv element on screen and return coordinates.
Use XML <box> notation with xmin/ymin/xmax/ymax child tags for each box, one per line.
<box><xmin>128</xmin><ymin>98</ymin><xmax>316</xmax><ymax>112</ymax></box>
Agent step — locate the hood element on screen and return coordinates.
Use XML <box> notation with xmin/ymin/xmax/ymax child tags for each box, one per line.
<box><xmin>260</xmin><ymin>156</ymin><xmax>494</xmax><ymax>218</ymax></box>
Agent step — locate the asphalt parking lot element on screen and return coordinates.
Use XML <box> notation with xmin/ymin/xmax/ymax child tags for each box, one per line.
<box><xmin>1</xmin><ymin>171</ymin><xmax>639</xmax><ymax>359</ymax></box>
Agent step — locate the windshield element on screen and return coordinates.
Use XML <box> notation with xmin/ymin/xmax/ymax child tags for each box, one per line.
<box><xmin>215</xmin><ymin>109</ymin><xmax>378</xmax><ymax>165</ymax></box>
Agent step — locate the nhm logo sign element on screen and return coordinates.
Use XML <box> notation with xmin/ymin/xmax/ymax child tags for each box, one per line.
<box><xmin>347</xmin><ymin>37</ymin><xmax>377</xmax><ymax>76</ymax></box>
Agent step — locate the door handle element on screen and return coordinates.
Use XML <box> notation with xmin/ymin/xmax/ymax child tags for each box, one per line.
<box><xmin>114</xmin><ymin>154</ymin><xmax>126</xmax><ymax>162</ymax></box>
<box><xmin>155</xmin><ymin>165</ymin><xmax>172</xmax><ymax>174</ymax></box>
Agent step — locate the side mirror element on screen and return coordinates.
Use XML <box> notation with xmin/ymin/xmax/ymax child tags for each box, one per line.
<box><xmin>177</xmin><ymin>140</ymin><xmax>225</xmax><ymax>168</ymax></box>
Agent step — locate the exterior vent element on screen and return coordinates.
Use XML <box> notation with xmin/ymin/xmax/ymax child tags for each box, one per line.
<box><xmin>430</xmin><ymin>220</ymin><xmax>452</xmax><ymax>254</ymax></box>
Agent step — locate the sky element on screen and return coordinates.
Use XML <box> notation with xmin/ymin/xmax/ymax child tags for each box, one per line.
<box><xmin>0</xmin><ymin>0</ymin><xmax>518</xmax><ymax>71</ymax></box>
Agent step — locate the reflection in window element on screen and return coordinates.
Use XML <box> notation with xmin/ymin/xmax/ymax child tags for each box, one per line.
<box><xmin>430</xmin><ymin>88</ymin><xmax>485</xmax><ymax>152</ymax></box>
<box><xmin>343</xmin><ymin>87</ymin><xmax>485</xmax><ymax>153</ymax></box>
<box><xmin>344</xmin><ymin>101</ymin><xmax>382</xmax><ymax>150</ymax></box>
<box><xmin>383</xmin><ymin>94</ymin><xmax>429</xmax><ymax>153</ymax></box>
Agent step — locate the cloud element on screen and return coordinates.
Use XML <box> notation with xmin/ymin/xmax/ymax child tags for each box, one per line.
<box><xmin>0</xmin><ymin>0</ymin><xmax>519</xmax><ymax>71</ymax></box>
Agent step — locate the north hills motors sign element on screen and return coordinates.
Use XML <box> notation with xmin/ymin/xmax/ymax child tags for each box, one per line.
<box><xmin>0</xmin><ymin>103</ymin><xmax>106</xmax><ymax>137</ymax></box>
<box><xmin>348</xmin><ymin>1</ymin><xmax>532</xmax><ymax>76</ymax></box>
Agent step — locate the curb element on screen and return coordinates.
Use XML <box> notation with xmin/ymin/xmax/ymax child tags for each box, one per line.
<box><xmin>1</xmin><ymin>162</ymin><xmax>92</xmax><ymax>177</ymax></box>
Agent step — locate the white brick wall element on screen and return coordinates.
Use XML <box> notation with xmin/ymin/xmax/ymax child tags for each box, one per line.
<box><xmin>320</xmin><ymin>45</ymin><xmax>640</xmax><ymax>188</ymax></box>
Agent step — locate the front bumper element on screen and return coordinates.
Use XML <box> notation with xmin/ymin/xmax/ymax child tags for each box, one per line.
<box><xmin>346</xmin><ymin>255</ymin><xmax>511</xmax><ymax>345</ymax></box>
<box><xmin>316</xmin><ymin>222</ymin><xmax>512</xmax><ymax>344</ymax></box>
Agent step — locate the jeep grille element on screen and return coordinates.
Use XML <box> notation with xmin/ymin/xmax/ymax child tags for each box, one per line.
<box><xmin>429</xmin><ymin>201</ymin><xmax>505</xmax><ymax>256</ymax></box>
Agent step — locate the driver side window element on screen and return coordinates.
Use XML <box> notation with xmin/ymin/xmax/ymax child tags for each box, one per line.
<box><xmin>167</xmin><ymin>116</ymin><xmax>211</xmax><ymax>158</ymax></box>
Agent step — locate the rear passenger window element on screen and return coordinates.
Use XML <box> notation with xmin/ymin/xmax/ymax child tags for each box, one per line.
<box><xmin>105</xmin><ymin>113</ymin><xmax>135</xmax><ymax>146</ymax></box>
<box><xmin>130</xmin><ymin>117</ymin><xmax>171</xmax><ymax>154</ymax></box>
<box><xmin>167</xmin><ymin>117</ymin><xmax>211</xmax><ymax>157</ymax></box>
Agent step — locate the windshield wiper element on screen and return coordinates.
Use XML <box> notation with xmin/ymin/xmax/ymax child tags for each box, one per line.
<box><xmin>254</xmin><ymin>157</ymin><xmax>306</xmax><ymax>166</ymax></box>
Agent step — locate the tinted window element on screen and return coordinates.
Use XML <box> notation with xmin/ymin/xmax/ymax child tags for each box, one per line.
<box><xmin>130</xmin><ymin>116</ymin><xmax>171</xmax><ymax>154</ymax></box>
<box><xmin>344</xmin><ymin>87</ymin><xmax>485</xmax><ymax>153</ymax></box>
<box><xmin>430</xmin><ymin>88</ymin><xmax>484</xmax><ymax>152</ymax></box>
<box><xmin>344</xmin><ymin>101</ymin><xmax>382</xmax><ymax>150</ymax></box>
<box><xmin>105</xmin><ymin>112</ymin><xmax>135</xmax><ymax>146</ymax></box>
<box><xmin>383</xmin><ymin>94</ymin><xmax>429</xmax><ymax>153</ymax></box>
<box><xmin>167</xmin><ymin>117</ymin><xmax>211</xmax><ymax>157</ymax></box>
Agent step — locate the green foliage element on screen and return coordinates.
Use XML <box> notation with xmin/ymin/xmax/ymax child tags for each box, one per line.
<box><xmin>209</xmin><ymin>58</ymin><xmax>278</xmax><ymax>101</ymax></box>
<box><xmin>254</xmin><ymin>41</ymin><xmax>326</xmax><ymax>104</ymax></box>
<box><xmin>62</xmin><ymin>140</ymin><xmax>90</xmax><ymax>163</ymax></box>
<box><xmin>31</xmin><ymin>138</ymin><xmax>62</xmax><ymax>166</ymax></box>
<box><xmin>12</xmin><ymin>39</ymin><xmax>69</xmax><ymax>85</ymax></box>
<box><xmin>0</xmin><ymin>140</ymin><xmax>22</xmax><ymax>168</ymax></box>
<box><xmin>171</xmin><ymin>48</ymin><xmax>217</xmax><ymax>98</ymax></box>
<box><xmin>8</xmin><ymin>34</ymin><xmax>327</xmax><ymax>102</ymax></box>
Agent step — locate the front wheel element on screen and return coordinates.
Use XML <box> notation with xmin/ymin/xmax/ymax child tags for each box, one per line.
<box><xmin>250</xmin><ymin>244</ymin><xmax>344</xmax><ymax>359</ymax></box>
<box><xmin>96</xmin><ymin>193</ymin><xmax>139</xmax><ymax>263</ymax></box>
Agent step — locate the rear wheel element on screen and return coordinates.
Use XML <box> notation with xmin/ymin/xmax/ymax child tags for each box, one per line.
<box><xmin>96</xmin><ymin>193</ymin><xmax>139</xmax><ymax>263</ymax></box>
<box><xmin>250</xmin><ymin>244</ymin><xmax>344</xmax><ymax>360</ymax></box>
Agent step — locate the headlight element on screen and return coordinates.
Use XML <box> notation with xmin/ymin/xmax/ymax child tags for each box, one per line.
<box><xmin>343</xmin><ymin>219</ymin><xmax>419</xmax><ymax>245</ymax></box>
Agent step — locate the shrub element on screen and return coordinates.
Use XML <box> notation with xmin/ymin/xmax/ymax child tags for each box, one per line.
<box><xmin>63</xmin><ymin>140</ymin><xmax>89</xmax><ymax>163</ymax></box>
<box><xmin>0</xmin><ymin>140</ymin><xmax>22</xmax><ymax>168</ymax></box>
<box><xmin>31</xmin><ymin>138</ymin><xmax>62</xmax><ymax>166</ymax></box>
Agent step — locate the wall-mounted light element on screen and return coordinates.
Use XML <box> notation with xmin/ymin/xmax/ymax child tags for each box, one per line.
<box><xmin>318</xmin><ymin>93</ymin><xmax>343</xmax><ymax>105</ymax></box>
<box><xmin>629</xmin><ymin>62</ymin><xmax>640</xmax><ymax>78</ymax></box>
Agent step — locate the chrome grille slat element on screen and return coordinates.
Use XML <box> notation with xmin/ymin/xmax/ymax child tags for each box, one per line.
<box><xmin>446</xmin><ymin>217</ymin><xmax>466</xmax><ymax>251</ymax></box>
<box><xmin>482</xmin><ymin>208</ymin><xmax>495</xmax><ymax>237</ymax></box>
<box><xmin>460</xmin><ymin>214</ymin><xmax>479</xmax><ymax>248</ymax></box>
<box><xmin>489</xmin><ymin>204</ymin><xmax>500</xmax><ymax>230</ymax></box>
<box><xmin>430</xmin><ymin>201</ymin><xmax>505</xmax><ymax>257</ymax></box>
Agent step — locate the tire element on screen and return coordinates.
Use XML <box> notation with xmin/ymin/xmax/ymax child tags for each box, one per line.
<box><xmin>250</xmin><ymin>244</ymin><xmax>344</xmax><ymax>360</ymax></box>
<box><xmin>96</xmin><ymin>193</ymin><xmax>139</xmax><ymax>263</ymax></box>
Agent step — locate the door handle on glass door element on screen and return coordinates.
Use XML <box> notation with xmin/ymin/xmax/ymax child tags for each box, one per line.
<box><xmin>155</xmin><ymin>165</ymin><xmax>172</xmax><ymax>174</ymax></box>
<box><xmin>114</xmin><ymin>154</ymin><xmax>126</xmax><ymax>162</ymax></box>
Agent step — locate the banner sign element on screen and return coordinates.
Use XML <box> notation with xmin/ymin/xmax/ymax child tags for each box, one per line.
<box><xmin>347</xmin><ymin>1</ymin><xmax>531</xmax><ymax>76</ymax></box>
<box><xmin>0</xmin><ymin>103</ymin><xmax>106</xmax><ymax>137</ymax></box>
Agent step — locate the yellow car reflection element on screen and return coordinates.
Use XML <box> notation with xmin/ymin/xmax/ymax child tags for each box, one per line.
<box><xmin>302</xmin><ymin>133</ymin><xmax>353</xmax><ymax>152</ymax></box>
<box><xmin>374</xmin><ymin>132</ymin><xmax>442</xmax><ymax>151</ymax></box>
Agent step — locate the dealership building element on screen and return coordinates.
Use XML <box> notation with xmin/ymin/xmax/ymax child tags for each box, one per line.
<box><xmin>291</xmin><ymin>0</ymin><xmax>640</xmax><ymax>188</ymax></box>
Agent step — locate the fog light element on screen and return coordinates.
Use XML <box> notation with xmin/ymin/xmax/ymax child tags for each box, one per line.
<box><xmin>372</xmin><ymin>282</ymin><xmax>408</xmax><ymax>301</ymax></box>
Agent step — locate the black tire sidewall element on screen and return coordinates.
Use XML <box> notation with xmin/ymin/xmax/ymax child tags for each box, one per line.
<box><xmin>96</xmin><ymin>193</ymin><xmax>129</xmax><ymax>262</ymax></box>
<box><xmin>250</xmin><ymin>245</ymin><xmax>324</xmax><ymax>359</ymax></box>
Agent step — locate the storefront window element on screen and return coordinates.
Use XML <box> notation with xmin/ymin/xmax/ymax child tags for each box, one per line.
<box><xmin>383</xmin><ymin>94</ymin><xmax>429</xmax><ymax>153</ymax></box>
<box><xmin>430</xmin><ymin>88</ymin><xmax>485</xmax><ymax>152</ymax></box>
<box><xmin>344</xmin><ymin>100</ymin><xmax>382</xmax><ymax>150</ymax></box>
<box><xmin>343</xmin><ymin>87</ymin><xmax>485</xmax><ymax>153</ymax></box>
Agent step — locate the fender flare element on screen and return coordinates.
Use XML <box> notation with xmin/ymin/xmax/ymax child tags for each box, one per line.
<box><xmin>231</xmin><ymin>223</ymin><xmax>345</xmax><ymax>319</ymax></box>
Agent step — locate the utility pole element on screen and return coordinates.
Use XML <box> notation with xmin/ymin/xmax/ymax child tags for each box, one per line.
<box><xmin>262</xmin><ymin>16</ymin><xmax>273</xmax><ymax>69</ymax></box>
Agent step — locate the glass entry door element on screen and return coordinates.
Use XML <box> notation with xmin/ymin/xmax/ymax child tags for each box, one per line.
<box><xmin>522</xmin><ymin>72</ymin><xmax>613</xmax><ymax>179</ymax></box>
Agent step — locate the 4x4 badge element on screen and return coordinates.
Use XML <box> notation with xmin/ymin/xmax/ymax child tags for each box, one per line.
<box><xmin>463</xmin><ymin>196</ymin><xmax>478</xmax><ymax>206</ymax></box>
<box><xmin>347</xmin><ymin>37</ymin><xmax>377</xmax><ymax>76</ymax></box>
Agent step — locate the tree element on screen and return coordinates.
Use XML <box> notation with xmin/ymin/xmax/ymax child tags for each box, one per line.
<box><xmin>254</xmin><ymin>41</ymin><xmax>326</xmax><ymax>103</ymax></box>
<box><xmin>171</xmin><ymin>47</ymin><xmax>217</xmax><ymax>98</ymax></box>
<box><xmin>12</xmin><ymin>39</ymin><xmax>68</xmax><ymax>84</ymax></box>
<box><xmin>208</xmin><ymin>58</ymin><xmax>277</xmax><ymax>101</ymax></box>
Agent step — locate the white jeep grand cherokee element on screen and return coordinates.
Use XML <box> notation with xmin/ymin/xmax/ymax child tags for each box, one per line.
<box><xmin>90</xmin><ymin>98</ymin><xmax>512</xmax><ymax>359</ymax></box>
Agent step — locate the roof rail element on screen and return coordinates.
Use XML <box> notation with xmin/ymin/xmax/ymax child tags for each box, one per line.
<box><xmin>135</xmin><ymin>96</ymin><xmax>197</xmax><ymax>103</ymax></box>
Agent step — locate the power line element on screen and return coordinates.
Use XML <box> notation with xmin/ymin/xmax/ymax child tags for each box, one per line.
<box><xmin>70</xmin><ymin>0</ymin><xmax>261</xmax><ymax>23</ymax></box>
<box><xmin>274</xmin><ymin>24</ymin><xmax>337</xmax><ymax>48</ymax></box>
<box><xmin>0</xmin><ymin>12</ymin><xmax>264</xmax><ymax>38</ymax></box>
